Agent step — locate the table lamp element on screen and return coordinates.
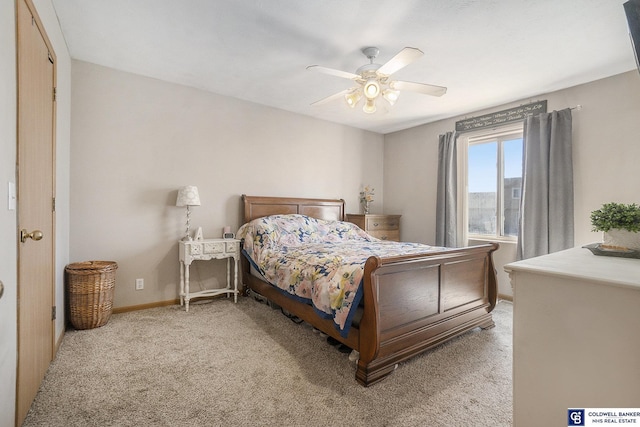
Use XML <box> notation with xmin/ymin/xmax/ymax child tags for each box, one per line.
<box><xmin>176</xmin><ymin>186</ymin><xmax>201</xmax><ymax>240</ymax></box>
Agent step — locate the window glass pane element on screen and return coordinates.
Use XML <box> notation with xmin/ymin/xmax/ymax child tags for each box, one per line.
<box><xmin>502</xmin><ymin>138</ymin><xmax>523</xmax><ymax>236</ymax></box>
<box><xmin>468</xmin><ymin>142</ymin><xmax>497</xmax><ymax>235</ymax></box>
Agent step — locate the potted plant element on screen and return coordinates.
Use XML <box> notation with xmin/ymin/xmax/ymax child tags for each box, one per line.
<box><xmin>590</xmin><ymin>202</ymin><xmax>640</xmax><ymax>250</ymax></box>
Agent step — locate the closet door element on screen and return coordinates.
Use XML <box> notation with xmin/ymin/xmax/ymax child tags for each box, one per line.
<box><xmin>16</xmin><ymin>0</ymin><xmax>56</xmax><ymax>424</ymax></box>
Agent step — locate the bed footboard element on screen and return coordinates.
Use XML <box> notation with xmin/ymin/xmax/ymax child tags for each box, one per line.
<box><xmin>356</xmin><ymin>243</ymin><xmax>499</xmax><ymax>386</ymax></box>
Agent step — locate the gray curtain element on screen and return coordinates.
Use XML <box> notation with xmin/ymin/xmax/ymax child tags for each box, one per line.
<box><xmin>436</xmin><ymin>132</ymin><xmax>458</xmax><ymax>247</ymax></box>
<box><xmin>517</xmin><ymin>108</ymin><xmax>573</xmax><ymax>260</ymax></box>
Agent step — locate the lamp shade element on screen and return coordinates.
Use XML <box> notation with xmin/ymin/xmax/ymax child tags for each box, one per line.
<box><xmin>382</xmin><ymin>88</ymin><xmax>400</xmax><ymax>105</ymax></box>
<box><xmin>345</xmin><ymin>89</ymin><xmax>362</xmax><ymax>108</ymax></box>
<box><xmin>176</xmin><ymin>186</ymin><xmax>201</xmax><ymax>207</ymax></box>
<box><xmin>363</xmin><ymin>98</ymin><xmax>377</xmax><ymax>114</ymax></box>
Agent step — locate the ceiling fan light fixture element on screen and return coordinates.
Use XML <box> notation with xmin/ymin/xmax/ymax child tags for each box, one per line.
<box><xmin>382</xmin><ymin>88</ymin><xmax>400</xmax><ymax>105</ymax></box>
<box><xmin>345</xmin><ymin>90</ymin><xmax>362</xmax><ymax>108</ymax></box>
<box><xmin>363</xmin><ymin>79</ymin><xmax>380</xmax><ymax>99</ymax></box>
<box><xmin>308</xmin><ymin>46</ymin><xmax>447</xmax><ymax>115</ymax></box>
<box><xmin>363</xmin><ymin>98</ymin><xmax>377</xmax><ymax>114</ymax></box>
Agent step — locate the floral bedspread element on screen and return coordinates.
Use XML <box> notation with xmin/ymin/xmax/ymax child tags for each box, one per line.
<box><xmin>237</xmin><ymin>214</ymin><xmax>441</xmax><ymax>336</ymax></box>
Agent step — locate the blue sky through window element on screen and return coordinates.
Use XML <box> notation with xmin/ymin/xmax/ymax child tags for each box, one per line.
<box><xmin>468</xmin><ymin>142</ymin><xmax>496</xmax><ymax>193</ymax></box>
<box><xmin>468</xmin><ymin>138</ymin><xmax>522</xmax><ymax>192</ymax></box>
<box><xmin>504</xmin><ymin>138</ymin><xmax>523</xmax><ymax>179</ymax></box>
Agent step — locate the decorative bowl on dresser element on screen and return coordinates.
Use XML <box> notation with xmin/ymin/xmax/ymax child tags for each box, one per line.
<box><xmin>346</xmin><ymin>214</ymin><xmax>401</xmax><ymax>241</ymax></box>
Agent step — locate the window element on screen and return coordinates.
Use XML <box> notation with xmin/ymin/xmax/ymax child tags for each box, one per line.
<box><xmin>512</xmin><ymin>188</ymin><xmax>521</xmax><ymax>199</ymax></box>
<box><xmin>463</xmin><ymin>127</ymin><xmax>523</xmax><ymax>240</ymax></box>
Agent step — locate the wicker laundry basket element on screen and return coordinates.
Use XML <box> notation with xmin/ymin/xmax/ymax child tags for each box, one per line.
<box><xmin>65</xmin><ymin>261</ymin><xmax>117</xmax><ymax>329</ymax></box>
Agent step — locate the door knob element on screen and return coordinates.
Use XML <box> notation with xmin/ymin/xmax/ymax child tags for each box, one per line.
<box><xmin>20</xmin><ymin>229</ymin><xmax>43</xmax><ymax>243</ymax></box>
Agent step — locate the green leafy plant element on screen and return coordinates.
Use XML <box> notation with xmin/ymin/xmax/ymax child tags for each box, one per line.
<box><xmin>590</xmin><ymin>202</ymin><xmax>640</xmax><ymax>233</ymax></box>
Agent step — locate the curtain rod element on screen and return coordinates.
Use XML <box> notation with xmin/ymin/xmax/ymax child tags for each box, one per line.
<box><xmin>570</xmin><ymin>104</ymin><xmax>582</xmax><ymax>111</ymax></box>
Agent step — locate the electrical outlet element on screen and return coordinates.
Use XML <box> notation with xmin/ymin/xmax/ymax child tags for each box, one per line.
<box><xmin>135</xmin><ymin>278</ymin><xmax>144</xmax><ymax>290</ymax></box>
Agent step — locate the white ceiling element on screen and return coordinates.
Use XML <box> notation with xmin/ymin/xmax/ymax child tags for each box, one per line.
<box><xmin>51</xmin><ymin>0</ymin><xmax>637</xmax><ymax>134</ymax></box>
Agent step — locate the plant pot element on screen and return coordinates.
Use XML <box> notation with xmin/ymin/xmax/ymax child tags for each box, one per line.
<box><xmin>603</xmin><ymin>228</ymin><xmax>640</xmax><ymax>251</ymax></box>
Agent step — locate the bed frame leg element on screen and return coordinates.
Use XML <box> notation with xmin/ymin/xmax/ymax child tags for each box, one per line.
<box><xmin>355</xmin><ymin>360</ymin><xmax>396</xmax><ymax>387</ymax></box>
<box><xmin>479</xmin><ymin>318</ymin><xmax>496</xmax><ymax>330</ymax></box>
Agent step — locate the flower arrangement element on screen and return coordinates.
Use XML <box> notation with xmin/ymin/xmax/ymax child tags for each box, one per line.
<box><xmin>360</xmin><ymin>186</ymin><xmax>374</xmax><ymax>214</ymax></box>
<box><xmin>590</xmin><ymin>202</ymin><xmax>640</xmax><ymax>233</ymax></box>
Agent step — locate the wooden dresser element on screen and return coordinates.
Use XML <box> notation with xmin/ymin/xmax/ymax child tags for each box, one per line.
<box><xmin>346</xmin><ymin>214</ymin><xmax>401</xmax><ymax>241</ymax></box>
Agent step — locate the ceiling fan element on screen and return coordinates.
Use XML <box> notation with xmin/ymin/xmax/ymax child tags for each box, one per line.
<box><xmin>307</xmin><ymin>46</ymin><xmax>447</xmax><ymax>114</ymax></box>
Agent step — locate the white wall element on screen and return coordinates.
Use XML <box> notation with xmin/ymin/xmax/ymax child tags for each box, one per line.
<box><xmin>73</xmin><ymin>63</ymin><xmax>640</xmax><ymax>306</ymax></box>
<box><xmin>0</xmin><ymin>1</ymin><xmax>71</xmax><ymax>424</ymax></box>
<box><xmin>384</xmin><ymin>70</ymin><xmax>640</xmax><ymax>298</ymax></box>
<box><xmin>70</xmin><ymin>60</ymin><xmax>384</xmax><ymax>309</ymax></box>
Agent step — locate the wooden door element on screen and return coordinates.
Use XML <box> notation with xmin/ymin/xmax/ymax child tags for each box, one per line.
<box><xmin>16</xmin><ymin>0</ymin><xmax>56</xmax><ymax>425</ymax></box>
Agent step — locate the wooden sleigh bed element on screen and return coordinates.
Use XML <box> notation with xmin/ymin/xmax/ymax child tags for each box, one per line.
<box><xmin>239</xmin><ymin>195</ymin><xmax>499</xmax><ymax>386</ymax></box>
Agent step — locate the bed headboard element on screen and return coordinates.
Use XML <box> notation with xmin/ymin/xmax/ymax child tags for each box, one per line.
<box><xmin>241</xmin><ymin>195</ymin><xmax>345</xmax><ymax>224</ymax></box>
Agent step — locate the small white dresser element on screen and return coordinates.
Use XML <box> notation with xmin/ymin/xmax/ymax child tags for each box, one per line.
<box><xmin>179</xmin><ymin>238</ymin><xmax>240</xmax><ymax>311</ymax></box>
<box><xmin>505</xmin><ymin>246</ymin><xmax>640</xmax><ymax>427</ymax></box>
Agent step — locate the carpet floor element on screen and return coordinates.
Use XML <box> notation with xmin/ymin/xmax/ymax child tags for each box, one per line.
<box><xmin>22</xmin><ymin>297</ymin><xmax>513</xmax><ymax>427</ymax></box>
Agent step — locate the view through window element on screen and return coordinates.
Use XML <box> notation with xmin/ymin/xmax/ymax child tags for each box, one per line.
<box><xmin>467</xmin><ymin>130</ymin><xmax>523</xmax><ymax>239</ymax></box>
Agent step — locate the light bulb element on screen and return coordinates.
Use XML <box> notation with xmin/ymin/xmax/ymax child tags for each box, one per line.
<box><xmin>363</xmin><ymin>79</ymin><xmax>380</xmax><ymax>99</ymax></box>
<box><xmin>363</xmin><ymin>98</ymin><xmax>377</xmax><ymax>114</ymax></box>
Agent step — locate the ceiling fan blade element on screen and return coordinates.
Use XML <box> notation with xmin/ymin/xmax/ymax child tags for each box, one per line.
<box><xmin>377</xmin><ymin>47</ymin><xmax>424</xmax><ymax>76</ymax></box>
<box><xmin>392</xmin><ymin>80</ymin><xmax>447</xmax><ymax>97</ymax></box>
<box><xmin>310</xmin><ymin>88</ymin><xmax>353</xmax><ymax>106</ymax></box>
<box><xmin>306</xmin><ymin>65</ymin><xmax>360</xmax><ymax>80</ymax></box>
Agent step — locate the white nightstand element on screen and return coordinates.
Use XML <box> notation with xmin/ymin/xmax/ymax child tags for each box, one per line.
<box><xmin>178</xmin><ymin>238</ymin><xmax>240</xmax><ymax>312</ymax></box>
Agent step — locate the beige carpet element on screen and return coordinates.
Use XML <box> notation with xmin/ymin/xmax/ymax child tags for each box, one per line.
<box><xmin>23</xmin><ymin>297</ymin><xmax>513</xmax><ymax>427</ymax></box>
